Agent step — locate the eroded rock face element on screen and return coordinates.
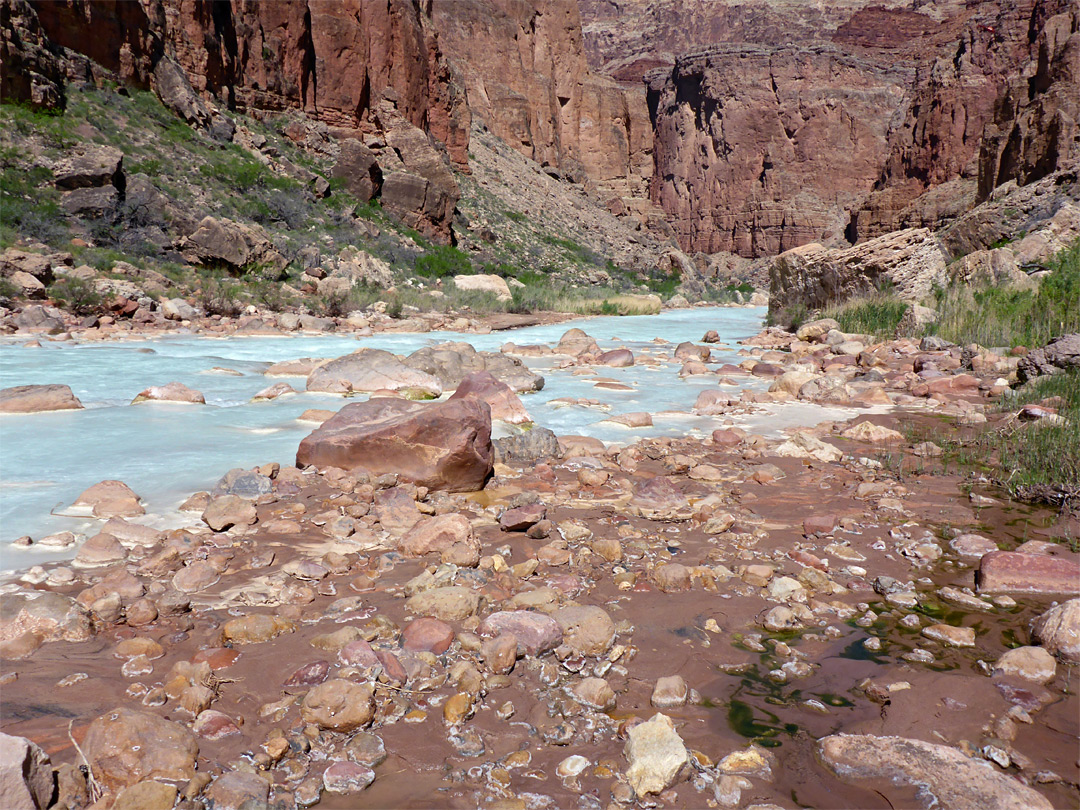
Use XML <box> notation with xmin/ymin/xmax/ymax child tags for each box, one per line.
<box><xmin>769</xmin><ymin>228</ymin><xmax>947</xmax><ymax>314</ymax></box>
<box><xmin>648</xmin><ymin>43</ymin><xmax>909</xmax><ymax>257</ymax></box>
<box><xmin>636</xmin><ymin>0</ymin><xmax>1077</xmax><ymax>255</ymax></box>
<box><xmin>296</xmin><ymin>397</ymin><xmax>493</xmax><ymax>492</ymax></box>
<box><xmin>818</xmin><ymin>734</ymin><xmax>1053</xmax><ymax>809</ymax></box>
<box><xmin>432</xmin><ymin>0</ymin><xmax>652</xmax><ymax>198</ymax></box>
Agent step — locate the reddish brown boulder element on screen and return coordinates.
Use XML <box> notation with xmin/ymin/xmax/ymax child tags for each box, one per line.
<box><xmin>296</xmin><ymin>398</ymin><xmax>493</xmax><ymax>492</ymax></box>
<box><xmin>0</xmin><ymin>384</ymin><xmax>83</xmax><ymax>413</ymax></box>
<box><xmin>402</xmin><ymin>617</ymin><xmax>455</xmax><ymax>654</ymax></box>
<box><xmin>499</xmin><ymin>502</ymin><xmax>547</xmax><ymax>532</ymax></box>
<box><xmin>596</xmin><ymin>348</ymin><xmax>635</xmax><ymax>367</ymax></box>
<box><xmin>478</xmin><ymin>611</ymin><xmax>563</xmax><ymax>656</ymax></box>
<box><xmin>977</xmin><ymin>551</ymin><xmax>1080</xmax><ymax>596</ymax></box>
<box><xmin>81</xmin><ymin>708</ymin><xmax>198</xmax><ymax>793</ymax></box>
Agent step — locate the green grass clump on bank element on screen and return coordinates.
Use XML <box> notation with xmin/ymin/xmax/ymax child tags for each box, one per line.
<box><xmin>899</xmin><ymin>371</ymin><xmax>1079</xmax><ymax>508</ymax></box>
<box><xmin>823</xmin><ymin>291</ymin><xmax>908</xmax><ymax>338</ymax></box>
<box><xmin>413</xmin><ymin>245</ymin><xmax>472</xmax><ymax>279</ymax></box>
<box><xmin>924</xmin><ymin>240</ymin><xmax>1080</xmax><ymax>348</ymax></box>
<box><xmin>990</xmin><ymin>371</ymin><xmax>1080</xmax><ymax>498</ymax></box>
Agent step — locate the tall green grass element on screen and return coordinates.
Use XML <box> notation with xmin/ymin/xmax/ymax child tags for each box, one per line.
<box><xmin>823</xmin><ymin>291</ymin><xmax>908</xmax><ymax>338</ymax></box>
<box><xmin>924</xmin><ymin>240</ymin><xmax>1079</xmax><ymax>347</ymax></box>
<box><xmin>990</xmin><ymin>371</ymin><xmax>1080</xmax><ymax>498</ymax></box>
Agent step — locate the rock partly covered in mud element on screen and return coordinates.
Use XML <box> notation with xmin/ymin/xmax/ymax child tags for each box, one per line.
<box><xmin>0</xmin><ymin>590</ymin><xmax>91</xmax><ymax>644</ymax></box>
<box><xmin>0</xmin><ymin>732</ymin><xmax>54</xmax><ymax>810</ymax></box>
<box><xmin>296</xmin><ymin>397</ymin><xmax>493</xmax><ymax>492</ymax></box>
<box><xmin>82</xmin><ymin>708</ymin><xmax>198</xmax><ymax>793</ymax></box>
<box><xmin>818</xmin><ymin>734</ymin><xmax>1053</xmax><ymax>809</ymax></box>
<box><xmin>301</xmin><ymin>680</ymin><xmax>375</xmax><ymax>732</ymax></box>
<box><xmin>624</xmin><ymin>713</ymin><xmax>689</xmax><ymax>796</ymax></box>
<box><xmin>73</xmin><ymin>480</ymin><xmax>144</xmax><ymax>518</ymax></box>
<box><xmin>0</xmin><ymin>384</ymin><xmax>84</xmax><ymax>413</ymax></box>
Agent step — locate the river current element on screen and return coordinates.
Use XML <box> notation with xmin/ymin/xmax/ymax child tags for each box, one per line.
<box><xmin>0</xmin><ymin>307</ymin><xmax>863</xmax><ymax>567</ymax></box>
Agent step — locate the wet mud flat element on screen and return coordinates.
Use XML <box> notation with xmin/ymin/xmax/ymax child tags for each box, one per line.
<box><xmin>2</xmin><ymin>413</ymin><xmax>1078</xmax><ymax>810</ymax></box>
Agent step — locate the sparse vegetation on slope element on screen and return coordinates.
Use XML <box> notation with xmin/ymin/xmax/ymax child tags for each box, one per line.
<box><xmin>3</xmin><ymin>84</ymin><xmax>730</xmax><ymax>322</ymax></box>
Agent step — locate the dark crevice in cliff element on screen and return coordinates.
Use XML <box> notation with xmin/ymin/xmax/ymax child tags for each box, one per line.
<box><xmin>300</xmin><ymin>4</ymin><xmax>316</xmax><ymax>113</ymax></box>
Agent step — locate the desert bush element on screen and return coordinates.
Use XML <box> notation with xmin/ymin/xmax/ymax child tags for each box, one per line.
<box><xmin>768</xmin><ymin>302</ymin><xmax>809</xmax><ymax>332</ymax></box>
<box><xmin>196</xmin><ymin>275</ymin><xmax>243</xmax><ymax>317</ymax></box>
<box><xmin>0</xmin><ymin>277</ymin><xmax>20</xmax><ymax>300</ymax></box>
<box><xmin>413</xmin><ymin>245</ymin><xmax>472</xmax><ymax>279</ymax></box>
<box><xmin>48</xmin><ymin>276</ymin><xmax>102</xmax><ymax>315</ymax></box>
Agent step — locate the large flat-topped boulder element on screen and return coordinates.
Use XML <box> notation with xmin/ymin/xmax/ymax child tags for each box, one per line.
<box><xmin>296</xmin><ymin>397</ymin><xmax>493</xmax><ymax>492</ymax></box>
<box><xmin>306</xmin><ymin>348</ymin><xmax>443</xmax><ymax>398</ymax></box>
<box><xmin>977</xmin><ymin>551</ymin><xmax>1080</xmax><ymax>596</ymax></box>
<box><xmin>0</xmin><ymin>384</ymin><xmax>83</xmax><ymax>413</ymax></box>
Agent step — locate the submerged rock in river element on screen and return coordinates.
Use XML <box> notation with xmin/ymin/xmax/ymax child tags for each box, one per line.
<box><xmin>0</xmin><ymin>384</ymin><xmax>83</xmax><ymax>413</ymax></box>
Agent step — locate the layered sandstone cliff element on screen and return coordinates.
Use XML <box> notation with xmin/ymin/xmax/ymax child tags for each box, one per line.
<box><xmin>641</xmin><ymin>0</ymin><xmax>1079</xmax><ymax>257</ymax></box>
<box><xmin>853</xmin><ymin>0</ymin><xmax>1080</xmax><ymax>239</ymax></box>
<box><xmin>431</xmin><ymin>0</ymin><xmax>652</xmax><ymax>201</ymax></box>
<box><xmin>11</xmin><ymin>0</ymin><xmax>470</xmax><ymax>241</ymax></box>
<box><xmin>26</xmin><ymin>0</ymin><xmax>470</xmax><ymax>161</ymax></box>
<box><xmin>647</xmin><ymin>44</ymin><xmax>912</xmax><ymax>257</ymax></box>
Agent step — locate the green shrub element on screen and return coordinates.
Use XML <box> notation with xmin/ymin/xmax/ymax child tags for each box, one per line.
<box><xmin>413</xmin><ymin>245</ymin><xmax>472</xmax><ymax>279</ymax></box>
<box><xmin>195</xmin><ymin>275</ymin><xmax>243</xmax><ymax>317</ymax></box>
<box><xmin>48</xmin><ymin>277</ymin><xmax>102</xmax><ymax>315</ymax></box>
<box><xmin>0</xmin><ymin>277</ymin><xmax>20</xmax><ymax>300</ymax></box>
<box><xmin>768</xmin><ymin>302</ymin><xmax>809</xmax><ymax>332</ymax></box>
